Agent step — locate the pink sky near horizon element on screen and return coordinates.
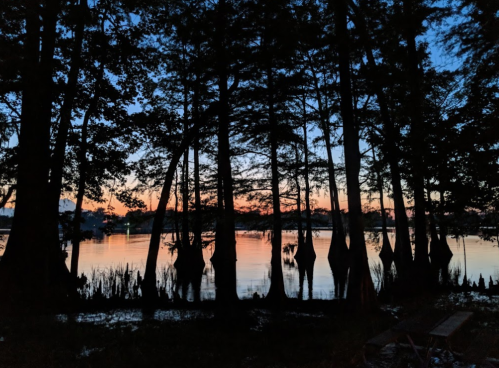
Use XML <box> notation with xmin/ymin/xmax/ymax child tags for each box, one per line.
<box><xmin>0</xmin><ymin>188</ymin><xmax>398</xmax><ymax>217</ymax></box>
<box><xmin>79</xmin><ymin>190</ymin><xmax>396</xmax><ymax>216</ymax></box>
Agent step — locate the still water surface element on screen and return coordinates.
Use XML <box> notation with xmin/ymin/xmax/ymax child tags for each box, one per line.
<box><xmin>1</xmin><ymin>231</ymin><xmax>498</xmax><ymax>300</ymax></box>
<box><xmin>68</xmin><ymin>231</ymin><xmax>499</xmax><ymax>300</ymax></box>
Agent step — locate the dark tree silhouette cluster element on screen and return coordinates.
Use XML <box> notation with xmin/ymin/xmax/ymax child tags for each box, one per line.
<box><xmin>0</xmin><ymin>0</ymin><xmax>498</xmax><ymax>312</ymax></box>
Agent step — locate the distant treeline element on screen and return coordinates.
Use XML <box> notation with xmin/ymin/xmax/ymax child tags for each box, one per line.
<box><xmin>61</xmin><ymin>205</ymin><xmax>402</xmax><ymax>233</ymax></box>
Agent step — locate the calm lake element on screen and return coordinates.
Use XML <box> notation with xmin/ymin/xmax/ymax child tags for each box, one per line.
<box><xmin>1</xmin><ymin>231</ymin><xmax>498</xmax><ymax>300</ymax></box>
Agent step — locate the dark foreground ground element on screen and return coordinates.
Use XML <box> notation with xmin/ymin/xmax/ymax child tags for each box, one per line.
<box><xmin>0</xmin><ymin>294</ymin><xmax>498</xmax><ymax>368</ymax></box>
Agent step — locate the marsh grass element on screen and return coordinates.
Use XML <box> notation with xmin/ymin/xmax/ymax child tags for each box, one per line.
<box><xmin>78</xmin><ymin>263</ymin><xmax>176</xmax><ymax>300</ymax></box>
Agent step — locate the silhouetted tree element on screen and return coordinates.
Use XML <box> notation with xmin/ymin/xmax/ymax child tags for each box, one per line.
<box><xmin>0</xmin><ymin>0</ymin><xmax>72</xmax><ymax>304</ymax></box>
<box><xmin>348</xmin><ymin>0</ymin><xmax>413</xmax><ymax>276</ymax></box>
<box><xmin>333</xmin><ymin>0</ymin><xmax>377</xmax><ymax>311</ymax></box>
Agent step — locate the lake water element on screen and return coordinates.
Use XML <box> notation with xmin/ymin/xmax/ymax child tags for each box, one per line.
<box><xmin>1</xmin><ymin>231</ymin><xmax>498</xmax><ymax>300</ymax></box>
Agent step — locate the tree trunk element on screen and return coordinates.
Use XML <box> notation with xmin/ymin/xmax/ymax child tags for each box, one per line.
<box><xmin>296</xmin><ymin>119</ymin><xmax>316</xmax><ymax>299</ymax></box>
<box><xmin>265</xmin><ymin>59</ymin><xmax>287</xmax><ymax>304</ymax></box>
<box><xmin>69</xmin><ymin>105</ymin><xmax>90</xmax><ymax>279</ymax></box>
<box><xmin>192</xmin><ymin>79</ymin><xmax>205</xmax><ymax>273</ymax></box>
<box><xmin>403</xmin><ymin>0</ymin><xmax>429</xmax><ymax>270</ymax></box>
<box><xmin>181</xmin><ymin>68</ymin><xmax>190</xmax><ymax>251</ymax></box>
<box><xmin>295</xmin><ymin>95</ymin><xmax>316</xmax><ymax>262</ymax></box>
<box><xmin>211</xmin><ymin>0</ymin><xmax>238</xmax><ymax>304</ymax></box>
<box><xmin>293</xmin><ymin>145</ymin><xmax>305</xmax><ymax>253</ymax></box>
<box><xmin>0</xmin><ymin>0</ymin><xmax>69</xmax><ymax>305</ymax></box>
<box><xmin>308</xmin><ymin>61</ymin><xmax>348</xmax><ymax>259</ymax></box>
<box><xmin>142</xmin><ymin>137</ymin><xmax>194</xmax><ymax>299</ymax></box>
<box><xmin>389</xmin><ymin>157</ymin><xmax>413</xmax><ymax>269</ymax></box>
<box><xmin>348</xmin><ymin>1</ymin><xmax>413</xmax><ymax>273</ymax></box>
<box><xmin>372</xmin><ymin>147</ymin><xmax>393</xmax><ymax>261</ymax></box>
<box><xmin>302</xmin><ymin>98</ymin><xmax>316</xmax><ymax>261</ymax></box>
<box><xmin>193</xmin><ymin>138</ymin><xmax>202</xmax><ymax>248</ymax></box>
<box><xmin>438</xmin><ymin>188</ymin><xmax>453</xmax><ymax>260</ymax></box>
<box><xmin>70</xmin><ymin>61</ymin><xmax>105</xmax><ymax>280</ymax></box>
<box><xmin>49</xmin><ymin>0</ymin><xmax>87</xmax><ymax>246</ymax></box>
<box><xmin>334</xmin><ymin>0</ymin><xmax>377</xmax><ymax>312</ymax></box>
<box><xmin>175</xmin><ymin>78</ymin><xmax>190</xmax><ymax>272</ymax></box>
<box><xmin>174</xmin><ymin>169</ymin><xmax>181</xmax><ymax>244</ymax></box>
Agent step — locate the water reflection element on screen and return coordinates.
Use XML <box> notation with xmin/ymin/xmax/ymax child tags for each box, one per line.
<box><xmin>1</xmin><ymin>231</ymin><xmax>498</xmax><ymax>300</ymax></box>
<box><xmin>296</xmin><ymin>257</ymin><xmax>315</xmax><ymax>300</ymax></box>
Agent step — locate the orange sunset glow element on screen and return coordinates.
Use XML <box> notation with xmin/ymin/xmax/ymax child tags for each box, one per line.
<box><xmin>81</xmin><ymin>191</ymin><xmax>354</xmax><ymax>216</ymax></box>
